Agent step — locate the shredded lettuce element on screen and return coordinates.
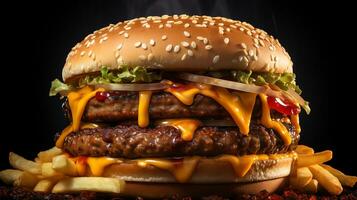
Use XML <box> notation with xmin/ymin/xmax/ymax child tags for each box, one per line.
<box><xmin>49</xmin><ymin>79</ymin><xmax>72</xmax><ymax>96</ymax></box>
<box><xmin>78</xmin><ymin>66</ymin><xmax>162</xmax><ymax>87</ymax></box>
<box><xmin>212</xmin><ymin>70</ymin><xmax>303</xmax><ymax>95</ymax></box>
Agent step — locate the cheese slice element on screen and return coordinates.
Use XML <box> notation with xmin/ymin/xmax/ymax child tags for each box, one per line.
<box><xmin>158</xmin><ymin>119</ymin><xmax>201</xmax><ymax>141</ymax></box>
<box><xmin>87</xmin><ymin>157</ymin><xmax>121</xmax><ymax>176</ymax></box>
<box><xmin>166</xmin><ymin>85</ymin><xmax>257</xmax><ymax>135</ymax></box>
<box><xmin>138</xmin><ymin>91</ymin><xmax>153</xmax><ymax>128</ymax></box>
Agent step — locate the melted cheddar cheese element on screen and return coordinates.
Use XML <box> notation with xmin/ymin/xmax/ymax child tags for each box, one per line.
<box><xmin>138</xmin><ymin>91</ymin><xmax>153</xmax><ymax>128</ymax></box>
<box><xmin>259</xmin><ymin>94</ymin><xmax>292</xmax><ymax>145</ymax></box>
<box><xmin>67</xmin><ymin>86</ymin><xmax>105</xmax><ymax>131</ymax></box>
<box><xmin>87</xmin><ymin>157</ymin><xmax>121</xmax><ymax>176</ymax></box>
<box><xmin>291</xmin><ymin>114</ymin><xmax>301</xmax><ymax>134</ymax></box>
<box><xmin>137</xmin><ymin>156</ymin><xmax>200</xmax><ymax>183</ymax></box>
<box><xmin>166</xmin><ymin>85</ymin><xmax>257</xmax><ymax>135</ymax></box>
<box><xmin>158</xmin><ymin>119</ymin><xmax>201</xmax><ymax>141</ymax></box>
<box><xmin>56</xmin><ymin>123</ymin><xmax>99</xmax><ymax>148</ymax></box>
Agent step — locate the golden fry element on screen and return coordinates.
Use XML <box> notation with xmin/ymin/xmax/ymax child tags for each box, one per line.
<box><xmin>34</xmin><ymin>179</ymin><xmax>58</xmax><ymax>193</ymax></box>
<box><xmin>41</xmin><ymin>162</ymin><xmax>62</xmax><ymax>177</ymax></box>
<box><xmin>309</xmin><ymin>164</ymin><xmax>342</xmax><ymax>195</ymax></box>
<box><xmin>13</xmin><ymin>171</ymin><xmax>39</xmax><ymax>189</ymax></box>
<box><xmin>52</xmin><ymin>155</ymin><xmax>77</xmax><ymax>176</ymax></box>
<box><xmin>9</xmin><ymin>152</ymin><xmax>41</xmax><ymax>175</ymax></box>
<box><xmin>37</xmin><ymin>147</ymin><xmax>62</xmax><ymax>162</ymax></box>
<box><xmin>297</xmin><ymin>150</ymin><xmax>332</xmax><ymax>167</ymax></box>
<box><xmin>321</xmin><ymin>164</ymin><xmax>357</xmax><ymax>187</ymax></box>
<box><xmin>289</xmin><ymin>167</ymin><xmax>313</xmax><ymax>189</ymax></box>
<box><xmin>52</xmin><ymin>177</ymin><xmax>125</xmax><ymax>193</ymax></box>
<box><xmin>304</xmin><ymin>179</ymin><xmax>318</xmax><ymax>193</ymax></box>
<box><xmin>0</xmin><ymin>169</ymin><xmax>22</xmax><ymax>185</ymax></box>
<box><xmin>295</xmin><ymin>145</ymin><xmax>314</xmax><ymax>155</ymax></box>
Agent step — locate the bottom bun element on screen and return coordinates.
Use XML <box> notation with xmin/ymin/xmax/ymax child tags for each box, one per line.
<box><xmin>121</xmin><ymin>178</ymin><xmax>288</xmax><ymax>198</ymax></box>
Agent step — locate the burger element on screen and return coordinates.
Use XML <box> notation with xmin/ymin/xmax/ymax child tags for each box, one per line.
<box><xmin>3</xmin><ymin>15</ymin><xmax>354</xmax><ymax>199</ymax></box>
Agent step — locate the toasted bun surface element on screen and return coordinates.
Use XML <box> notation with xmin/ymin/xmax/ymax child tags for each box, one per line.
<box><xmin>63</xmin><ymin>15</ymin><xmax>293</xmax><ymax>82</ymax></box>
<box><xmin>103</xmin><ymin>157</ymin><xmax>293</xmax><ymax>183</ymax></box>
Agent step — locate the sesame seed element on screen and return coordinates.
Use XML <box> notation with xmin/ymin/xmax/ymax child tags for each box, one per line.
<box><xmin>134</xmin><ymin>42</ymin><xmax>142</xmax><ymax>48</ymax></box>
<box><xmin>187</xmin><ymin>50</ymin><xmax>193</xmax><ymax>56</ymax></box>
<box><xmin>197</xmin><ymin>36</ymin><xmax>204</xmax><ymax>41</ymax></box>
<box><xmin>219</xmin><ymin>30</ymin><xmax>224</xmax><ymax>35</ymax></box>
<box><xmin>124</xmin><ymin>27</ymin><xmax>131</xmax><ymax>30</ymax></box>
<box><xmin>115</xmin><ymin>51</ymin><xmax>120</xmax><ymax>58</ymax></box>
<box><xmin>224</xmin><ymin>38</ymin><xmax>229</xmax><ymax>44</ymax></box>
<box><xmin>226</xmin><ymin>28</ymin><xmax>231</xmax><ymax>32</ymax></box>
<box><xmin>269</xmin><ymin>45</ymin><xmax>275</xmax><ymax>51</ymax></box>
<box><xmin>142</xmin><ymin>43</ymin><xmax>148</xmax><ymax>50</ymax></box>
<box><xmin>191</xmin><ymin>41</ymin><xmax>197</xmax><ymax>49</ymax></box>
<box><xmin>153</xmin><ymin>20</ymin><xmax>161</xmax><ymax>23</ymax></box>
<box><xmin>119</xmin><ymin>31</ymin><xmax>124</xmax><ymax>35</ymax></box>
<box><xmin>181</xmin><ymin>54</ymin><xmax>187</xmax><ymax>61</ymax></box>
<box><xmin>212</xmin><ymin>55</ymin><xmax>220</xmax><ymax>64</ymax></box>
<box><xmin>243</xmin><ymin>56</ymin><xmax>249</xmax><ymax>63</ymax></box>
<box><xmin>270</xmin><ymin>55</ymin><xmax>274</xmax><ymax>61</ymax></box>
<box><xmin>239</xmin><ymin>43</ymin><xmax>247</xmax><ymax>49</ymax></box>
<box><xmin>140</xmin><ymin>20</ymin><xmax>147</xmax><ymax>24</ymax></box>
<box><xmin>249</xmin><ymin>50</ymin><xmax>254</xmax><ymax>56</ymax></box>
<box><xmin>195</xmin><ymin>24</ymin><xmax>207</xmax><ymax>28</ymax></box>
<box><xmin>203</xmin><ymin>38</ymin><xmax>208</xmax><ymax>45</ymax></box>
<box><xmin>218</xmin><ymin>23</ymin><xmax>224</xmax><ymax>26</ymax></box>
<box><xmin>192</xmin><ymin>20</ymin><xmax>198</xmax><ymax>24</ymax></box>
<box><xmin>205</xmin><ymin>45</ymin><xmax>212</xmax><ymax>50</ymax></box>
<box><xmin>165</xmin><ymin>23</ymin><xmax>172</xmax><ymax>28</ymax></box>
<box><xmin>239</xmin><ymin>27</ymin><xmax>244</xmax><ymax>31</ymax></box>
<box><xmin>159</xmin><ymin>24</ymin><xmax>164</xmax><ymax>29</ymax></box>
<box><xmin>143</xmin><ymin>23</ymin><xmax>150</xmax><ymax>28</ymax></box>
<box><xmin>173</xmin><ymin>15</ymin><xmax>179</xmax><ymax>19</ymax></box>
<box><xmin>174</xmin><ymin>45</ymin><xmax>181</xmax><ymax>53</ymax></box>
<box><xmin>259</xmin><ymin>40</ymin><xmax>265</xmax><ymax>47</ymax></box>
<box><xmin>80</xmin><ymin>51</ymin><xmax>85</xmax><ymax>56</ymax></box>
<box><xmin>117</xmin><ymin>56</ymin><xmax>123</xmax><ymax>64</ymax></box>
<box><xmin>181</xmin><ymin>41</ymin><xmax>190</xmax><ymax>47</ymax></box>
<box><xmin>254</xmin><ymin>44</ymin><xmax>260</xmax><ymax>48</ymax></box>
<box><xmin>253</xmin><ymin>38</ymin><xmax>259</xmax><ymax>44</ymax></box>
<box><xmin>230</xmin><ymin>24</ymin><xmax>237</xmax><ymax>29</ymax></box>
<box><xmin>174</xmin><ymin>21</ymin><xmax>183</xmax><ymax>24</ymax></box>
<box><xmin>139</xmin><ymin>55</ymin><xmax>146</xmax><ymax>61</ymax></box>
<box><xmin>183</xmin><ymin>31</ymin><xmax>190</xmax><ymax>37</ymax></box>
<box><xmin>253</xmin><ymin>55</ymin><xmax>258</xmax><ymax>61</ymax></box>
<box><xmin>88</xmin><ymin>50</ymin><xmax>93</xmax><ymax>57</ymax></box>
<box><xmin>184</xmin><ymin>23</ymin><xmax>190</xmax><ymax>28</ymax></box>
<box><xmin>162</xmin><ymin>35</ymin><xmax>167</xmax><ymax>40</ymax></box>
<box><xmin>124</xmin><ymin>32</ymin><xmax>129</xmax><ymax>38</ymax></box>
<box><xmin>148</xmin><ymin>53</ymin><xmax>154</xmax><ymax>61</ymax></box>
<box><xmin>209</xmin><ymin>22</ymin><xmax>215</xmax><ymax>26</ymax></box>
<box><xmin>149</xmin><ymin>39</ymin><xmax>155</xmax><ymax>46</ymax></box>
<box><xmin>166</xmin><ymin>44</ymin><xmax>173</xmax><ymax>52</ymax></box>
<box><xmin>117</xmin><ymin>43</ymin><xmax>123</xmax><ymax>50</ymax></box>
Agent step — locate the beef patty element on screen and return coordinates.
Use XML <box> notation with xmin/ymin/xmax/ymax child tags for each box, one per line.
<box><xmin>61</xmin><ymin>123</ymin><xmax>298</xmax><ymax>158</ymax></box>
<box><xmin>63</xmin><ymin>91</ymin><xmax>281</xmax><ymax>122</ymax></box>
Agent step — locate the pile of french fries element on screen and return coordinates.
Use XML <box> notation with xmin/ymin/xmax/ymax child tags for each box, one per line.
<box><xmin>291</xmin><ymin>145</ymin><xmax>357</xmax><ymax>195</ymax></box>
<box><xmin>1</xmin><ymin>145</ymin><xmax>356</xmax><ymax>195</ymax></box>
<box><xmin>0</xmin><ymin>147</ymin><xmax>125</xmax><ymax>194</ymax></box>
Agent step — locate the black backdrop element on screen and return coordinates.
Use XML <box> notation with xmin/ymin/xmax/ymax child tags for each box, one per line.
<box><xmin>1</xmin><ymin>1</ymin><xmax>354</xmax><ymax>174</ymax></box>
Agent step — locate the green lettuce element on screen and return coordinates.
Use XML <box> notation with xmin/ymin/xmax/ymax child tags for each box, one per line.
<box><xmin>49</xmin><ymin>79</ymin><xmax>72</xmax><ymax>96</ymax></box>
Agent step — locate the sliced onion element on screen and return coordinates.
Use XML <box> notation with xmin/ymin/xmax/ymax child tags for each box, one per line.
<box><xmin>93</xmin><ymin>82</ymin><xmax>169</xmax><ymax>91</ymax></box>
<box><xmin>177</xmin><ymin>72</ymin><xmax>306</xmax><ymax>107</ymax></box>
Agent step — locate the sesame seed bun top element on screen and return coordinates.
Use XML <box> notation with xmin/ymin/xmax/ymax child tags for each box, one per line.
<box><xmin>62</xmin><ymin>14</ymin><xmax>293</xmax><ymax>82</ymax></box>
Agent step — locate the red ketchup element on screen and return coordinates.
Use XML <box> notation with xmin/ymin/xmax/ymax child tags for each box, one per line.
<box><xmin>95</xmin><ymin>91</ymin><xmax>110</xmax><ymax>102</ymax></box>
<box><xmin>267</xmin><ymin>96</ymin><xmax>300</xmax><ymax>115</ymax></box>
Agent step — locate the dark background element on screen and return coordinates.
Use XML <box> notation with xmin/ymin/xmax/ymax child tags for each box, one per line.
<box><xmin>1</xmin><ymin>1</ymin><xmax>352</xmax><ymax>174</ymax></box>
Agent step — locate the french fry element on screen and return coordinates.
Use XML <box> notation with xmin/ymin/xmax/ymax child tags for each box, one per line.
<box><xmin>297</xmin><ymin>150</ymin><xmax>332</xmax><ymax>167</ymax></box>
<box><xmin>309</xmin><ymin>164</ymin><xmax>343</xmax><ymax>195</ymax></box>
<box><xmin>295</xmin><ymin>145</ymin><xmax>314</xmax><ymax>155</ymax></box>
<box><xmin>321</xmin><ymin>164</ymin><xmax>357</xmax><ymax>187</ymax></box>
<box><xmin>52</xmin><ymin>155</ymin><xmax>77</xmax><ymax>176</ymax></box>
<box><xmin>34</xmin><ymin>179</ymin><xmax>58</xmax><ymax>193</ymax></box>
<box><xmin>37</xmin><ymin>147</ymin><xmax>62</xmax><ymax>162</ymax></box>
<box><xmin>52</xmin><ymin>177</ymin><xmax>125</xmax><ymax>193</ymax></box>
<box><xmin>0</xmin><ymin>169</ymin><xmax>23</xmax><ymax>185</ymax></box>
<box><xmin>9</xmin><ymin>152</ymin><xmax>41</xmax><ymax>175</ymax></box>
<box><xmin>13</xmin><ymin>171</ymin><xmax>39</xmax><ymax>189</ymax></box>
<box><xmin>303</xmin><ymin>179</ymin><xmax>318</xmax><ymax>193</ymax></box>
<box><xmin>289</xmin><ymin>167</ymin><xmax>313</xmax><ymax>189</ymax></box>
<box><xmin>41</xmin><ymin>162</ymin><xmax>62</xmax><ymax>177</ymax></box>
